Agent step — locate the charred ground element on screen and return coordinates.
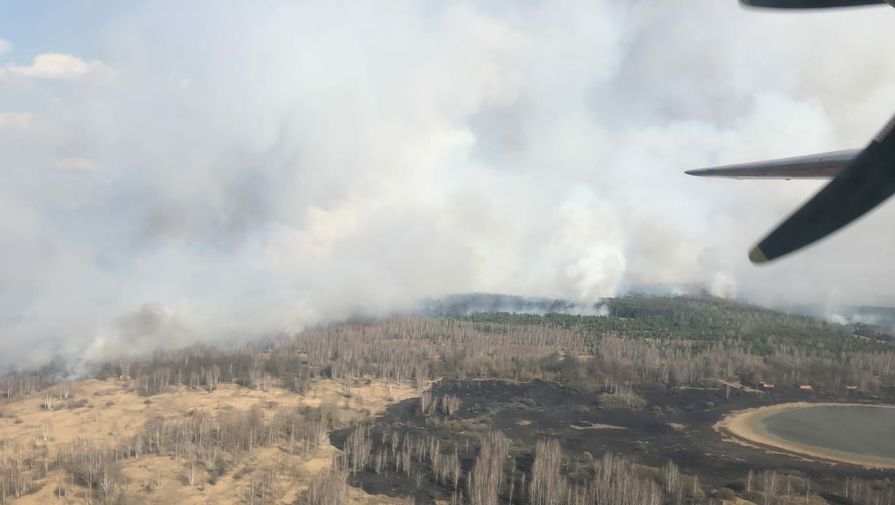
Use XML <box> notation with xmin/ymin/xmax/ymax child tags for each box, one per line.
<box><xmin>334</xmin><ymin>378</ymin><xmax>895</xmax><ymax>504</ymax></box>
<box><xmin>3</xmin><ymin>294</ymin><xmax>895</xmax><ymax>505</ymax></box>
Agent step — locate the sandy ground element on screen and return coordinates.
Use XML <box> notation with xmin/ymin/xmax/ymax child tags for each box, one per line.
<box><xmin>715</xmin><ymin>402</ymin><xmax>895</xmax><ymax>469</ymax></box>
<box><xmin>2</xmin><ymin>377</ymin><xmax>418</xmax><ymax>504</ymax></box>
<box><xmin>717</xmin><ymin>380</ymin><xmax>762</xmax><ymax>395</ymax></box>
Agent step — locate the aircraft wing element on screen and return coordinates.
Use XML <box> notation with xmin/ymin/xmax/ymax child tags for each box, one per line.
<box><xmin>748</xmin><ymin>117</ymin><xmax>895</xmax><ymax>263</ymax></box>
<box><xmin>686</xmin><ymin>149</ymin><xmax>858</xmax><ymax>180</ymax></box>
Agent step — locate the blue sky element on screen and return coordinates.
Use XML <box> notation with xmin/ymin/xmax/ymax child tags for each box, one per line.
<box><xmin>0</xmin><ymin>2</ymin><xmax>125</xmax><ymax>59</ymax></box>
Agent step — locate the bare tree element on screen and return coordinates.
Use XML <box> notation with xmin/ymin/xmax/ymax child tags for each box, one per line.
<box><xmin>530</xmin><ymin>439</ymin><xmax>565</xmax><ymax>505</ymax></box>
<box><xmin>298</xmin><ymin>465</ymin><xmax>348</xmax><ymax>505</ymax></box>
<box><xmin>467</xmin><ymin>432</ymin><xmax>509</xmax><ymax>505</ymax></box>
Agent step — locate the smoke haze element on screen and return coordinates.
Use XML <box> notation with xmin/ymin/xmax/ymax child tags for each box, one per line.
<box><xmin>2</xmin><ymin>1</ymin><xmax>895</xmax><ymax>368</ymax></box>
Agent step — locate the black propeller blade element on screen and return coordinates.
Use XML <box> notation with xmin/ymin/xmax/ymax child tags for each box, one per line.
<box><xmin>750</xmin><ymin>114</ymin><xmax>895</xmax><ymax>263</ymax></box>
<box><xmin>741</xmin><ymin>0</ymin><xmax>888</xmax><ymax>7</ymax></box>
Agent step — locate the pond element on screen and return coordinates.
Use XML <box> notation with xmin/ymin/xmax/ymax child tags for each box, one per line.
<box><xmin>756</xmin><ymin>405</ymin><xmax>895</xmax><ymax>466</ymax></box>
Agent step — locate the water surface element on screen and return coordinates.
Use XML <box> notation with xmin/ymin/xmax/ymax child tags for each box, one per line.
<box><xmin>758</xmin><ymin>405</ymin><xmax>895</xmax><ymax>464</ymax></box>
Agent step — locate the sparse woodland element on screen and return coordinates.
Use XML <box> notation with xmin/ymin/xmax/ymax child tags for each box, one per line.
<box><xmin>5</xmin><ymin>297</ymin><xmax>895</xmax><ymax>403</ymax></box>
<box><xmin>1</xmin><ymin>295</ymin><xmax>895</xmax><ymax>504</ymax></box>
<box><xmin>0</xmin><ymin>402</ymin><xmax>338</xmax><ymax>504</ymax></box>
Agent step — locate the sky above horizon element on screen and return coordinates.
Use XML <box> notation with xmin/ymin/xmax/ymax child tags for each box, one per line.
<box><xmin>2</xmin><ymin>1</ymin><xmax>895</xmax><ymax>370</ymax></box>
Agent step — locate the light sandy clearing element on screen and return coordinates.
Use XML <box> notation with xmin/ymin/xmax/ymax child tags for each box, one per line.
<box><xmin>2</xmin><ymin>377</ymin><xmax>418</xmax><ymax>504</ymax></box>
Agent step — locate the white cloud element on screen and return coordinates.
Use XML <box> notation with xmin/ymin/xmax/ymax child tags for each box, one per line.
<box><xmin>1</xmin><ymin>52</ymin><xmax>115</xmax><ymax>81</ymax></box>
<box><xmin>0</xmin><ymin>38</ymin><xmax>10</xmax><ymax>56</ymax></box>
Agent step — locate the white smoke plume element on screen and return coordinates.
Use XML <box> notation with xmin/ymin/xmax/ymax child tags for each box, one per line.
<box><xmin>1</xmin><ymin>1</ymin><xmax>895</xmax><ymax>368</ymax></box>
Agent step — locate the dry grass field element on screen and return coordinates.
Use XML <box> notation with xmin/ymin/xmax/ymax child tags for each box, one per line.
<box><xmin>0</xmin><ymin>377</ymin><xmax>418</xmax><ymax>505</ymax></box>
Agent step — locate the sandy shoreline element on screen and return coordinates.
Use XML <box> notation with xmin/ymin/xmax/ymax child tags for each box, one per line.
<box><xmin>715</xmin><ymin>402</ymin><xmax>895</xmax><ymax>469</ymax></box>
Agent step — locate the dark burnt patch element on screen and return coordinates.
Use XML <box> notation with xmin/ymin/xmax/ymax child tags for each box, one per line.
<box><xmin>332</xmin><ymin>379</ymin><xmax>895</xmax><ymax>504</ymax></box>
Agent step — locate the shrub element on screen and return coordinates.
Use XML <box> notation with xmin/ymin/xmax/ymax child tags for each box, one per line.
<box><xmin>597</xmin><ymin>390</ymin><xmax>646</xmax><ymax>410</ymax></box>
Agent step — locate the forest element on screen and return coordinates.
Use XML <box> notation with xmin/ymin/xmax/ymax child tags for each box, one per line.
<box><xmin>1</xmin><ymin>294</ymin><xmax>895</xmax><ymax>504</ymax></box>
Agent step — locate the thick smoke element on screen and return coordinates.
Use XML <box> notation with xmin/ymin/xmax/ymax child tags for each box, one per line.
<box><xmin>1</xmin><ymin>1</ymin><xmax>895</xmax><ymax>369</ymax></box>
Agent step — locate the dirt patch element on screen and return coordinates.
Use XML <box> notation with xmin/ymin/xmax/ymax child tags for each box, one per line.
<box><xmin>2</xmin><ymin>377</ymin><xmax>418</xmax><ymax>505</ymax></box>
<box><xmin>718</xmin><ymin>380</ymin><xmax>762</xmax><ymax>395</ymax></box>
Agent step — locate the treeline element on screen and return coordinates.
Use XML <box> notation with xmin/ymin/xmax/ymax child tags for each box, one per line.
<box><xmin>98</xmin><ymin>343</ymin><xmax>300</xmax><ymax>396</ymax></box>
<box><xmin>463</xmin><ymin>295</ymin><xmax>892</xmax><ymax>354</ymax></box>
<box><xmin>97</xmin><ymin>317</ymin><xmax>591</xmax><ymax>397</ymax></box>
<box><xmin>4</xmin><ymin>296</ymin><xmax>895</xmax><ymax>404</ymax></box>
<box><xmin>82</xmin><ymin>310</ymin><xmax>895</xmax><ymax>398</ymax></box>
<box><xmin>113</xmin><ymin>297</ymin><xmax>895</xmax><ymax>395</ymax></box>
<box><xmin>0</xmin><ymin>356</ymin><xmax>69</xmax><ymax>401</ymax></box>
<box><xmin>3</xmin><ymin>305</ymin><xmax>894</xmax><ymax>410</ymax></box>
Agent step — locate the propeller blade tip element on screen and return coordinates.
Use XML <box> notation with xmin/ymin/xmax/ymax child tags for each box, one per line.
<box><xmin>749</xmin><ymin>246</ymin><xmax>769</xmax><ymax>264</ymax></box>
